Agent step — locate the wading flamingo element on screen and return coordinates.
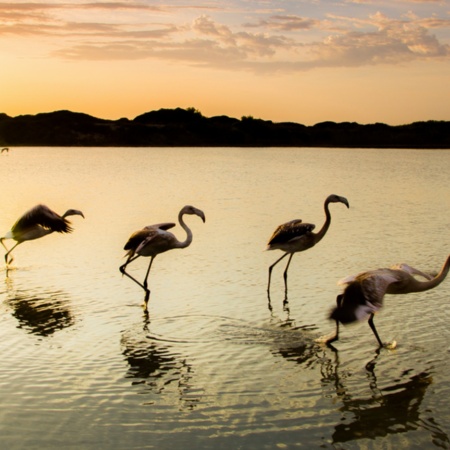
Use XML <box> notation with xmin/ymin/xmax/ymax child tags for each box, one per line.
<box><xmin>324</xmin><ymin>255</ymin><xmax>450</xmax><ymax>348</ymax></box>
<box><xmin>266</xmin><ymin>194</ymin><xmax>349</xmax><ymax>297</ymax></box>
<box><xmin>119</xmin><ymin>205</ymin><xmax>205</xmax><ymax>311</ymax></box>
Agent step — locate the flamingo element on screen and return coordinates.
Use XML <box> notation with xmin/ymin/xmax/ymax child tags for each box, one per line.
<box><xmin>324</xmin><ymin>255</ymin><xmax>450</xmax><ymax>348</ymax></box>
<box><xmin>0</xmin><ymin>204</ymin><xmax>84</xmax><ymax>265</ymax></box>
<box><xmin>266</xmin><ymin>194</ymin><xmax>349</xmax><ymax>297</ymax></box>
<box><xmin>119</xmin><ymin>205</ymin><xmax>205</xmax><ymax>310</ymax></box>
<box><xmin>1</xmin><ymin>147</ymin><xmax>9</xmax><ymax>153</ymax></box>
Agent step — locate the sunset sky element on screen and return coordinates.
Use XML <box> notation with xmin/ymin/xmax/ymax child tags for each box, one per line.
<box><xmin>1</xmin><ymin>0</ymin><xmax>449</xmax><ymax>125</ymax></box>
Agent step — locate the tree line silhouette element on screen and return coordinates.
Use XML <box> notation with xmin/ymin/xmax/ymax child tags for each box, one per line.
<box><xmin>0</xmin><ymin>108</ymin><xmax>448</xmax><ymax>148</ymax></box>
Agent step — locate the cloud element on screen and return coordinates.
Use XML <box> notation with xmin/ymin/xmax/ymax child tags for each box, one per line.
<box><xmin>345</xmin><ymin>0</ymin><xmax>446</xmax><ymax>3</ymax></box>
<box><xmin>311</xmin><ymin>12</ymin><xmax>450</xmax><ymax>66</ymax></box>
<box><xmin>1</xmin><ymin>2</ymin><xmax>449</xmax><ymax>72</ymax></box>
<box><xmin>244</xmin><ymin>15</ymin><xmax>322</xmax><ymax>31</ymax></box>
<box><xmin>193</xmin><ymin>15</ymin><xmax>292</xmax><ymax>57</ymax></box>
<box><xmin>55</xmin><ymin>14</ymin><xmax>449</xmax><ymax>72</ymax></box>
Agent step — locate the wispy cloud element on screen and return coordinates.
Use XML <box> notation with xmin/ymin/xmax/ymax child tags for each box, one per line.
<box><xmin>1</xmin><ymin>1</ymin><xmax>449</xmax><ymax>72</ymax></box>
<box><xmin>244</xmin><ymin>15</ymin><xmax>322</xmax><ymax>32</ymax></box>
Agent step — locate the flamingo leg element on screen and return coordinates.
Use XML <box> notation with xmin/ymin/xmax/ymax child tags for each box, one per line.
<box><xmin>282</xmin><ymin>253</ymin><xmax>294</xmax><ymax>295</ymax></box>
<box><xmin>326</xmin><ymin>294</ymin><xmax>343</xmax><ymax>347</ymax></box>
<box><xmin>120</xmin><ymin>255</ymin><xmax>150</xmax><ymax>294</ymax></box>
<box><xmin>142</xmin><ymin>257</ymin><xmax>154</xmax><ymax>291</ymax></box>
<box><xmin>119</xmin><ymin>254</ymin><xmax>139</xmax><ymax>278</ymax></box>
<box><xmin>267</xmin><ymin>252</ymin><xmax>290</xmax><ymax>294</ymax></box>
<box><xmin>0</xmin><ymin>238</ymin><xmax>8</xmax><ymax>252</ymax></box>
<box><xmin>368</xmin><ymin>314</ymin><xmax>383</xmax><ymax>347</ymax></box>
<box><xmin>1</xmin><ymin>240</ymin><xmax>19</xmax><ymax>265</ymax></box>
<box><xmin>120</xmin><ymin>265</ymin><xmax>147</xmax><ymax>291</ymax></box>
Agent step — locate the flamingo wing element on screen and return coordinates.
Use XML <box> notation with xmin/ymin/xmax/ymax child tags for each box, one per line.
<box><xmin>11</xmin><ymin>204</ymin><xmax>71</xmax><ymax>234</ymax></box>
<box><xmin>135</xmin><ymin>229</ymin><xmax>174</xmax><ymax>255</ymax></box>
<box><xmin>124</xmin><ymin>228</ymin><xmax>151</xmax><ymax>251</ymax></box>
<box><xmin>147</xmin><ymin>222</ymin><xmax>176</xmax><ymax>231</ymax></box>
<box><xmin>123</xmin><ymin>223</ymin><xmax>177</xmax><ymax>259</ymax></box>
<box><xmin>268</xmin><ymin>220</ymin><xmax>315</xmax><ymax>246</ymax></box>
<box><xmin>350</xmin><ymin>269</ymin><xmax>400</xmax><ymax>307</ymax></box>
<box><xmin>333</xmin><ymin>269</ymin><xmax>400</xmax><ymax>324</ymax></box>
<box><xmin>390</xmin><ymin>263</ymin><xmax>434</xmax><ymax>280</ymax></box>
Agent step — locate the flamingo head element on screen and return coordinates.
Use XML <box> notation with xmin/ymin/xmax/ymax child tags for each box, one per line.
<box><xmin>327</xmin><ymin>194</ymin><xmax>349</xmax><ymax>208</ymax></box>
<box><xmin>62</xmin><ymin>209</ymin><xmax>85</xmax><ymax>219</ymax></box>
<box><xmin>181</xmin><ymin>205</ymin><xmax>205</xmax><ymax>223</ymax></box>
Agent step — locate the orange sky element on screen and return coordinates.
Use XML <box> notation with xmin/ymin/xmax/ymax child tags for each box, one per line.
<box><xmin>1</xmin><ymin>1</ymin><xmax>449</xmax><ymax>125</ymax></box>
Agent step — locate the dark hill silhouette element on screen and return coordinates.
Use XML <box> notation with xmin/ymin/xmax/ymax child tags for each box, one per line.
<box><xmin>0</xmin><ymin>108</ymin><xmax>448</xmax><ymax>148</ymax></box>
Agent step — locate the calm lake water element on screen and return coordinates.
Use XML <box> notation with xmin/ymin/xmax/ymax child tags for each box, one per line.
<box><xmin>0</xmin><ymin>147</ymin><xmax>449</xmax><ymax>449</ymax></box>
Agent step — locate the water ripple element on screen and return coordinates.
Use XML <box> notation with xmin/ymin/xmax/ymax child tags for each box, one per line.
<box><xmin>4</xmin><ymin>287</ymin><xmax>75</xmax><ymax>337</ymax></box>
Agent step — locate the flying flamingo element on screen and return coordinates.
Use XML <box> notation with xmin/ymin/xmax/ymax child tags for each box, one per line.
<box><xmin>119</xmin><ymin>205</ymin><xmax>205</xmax><ymax>311</ymax></box>
<box><xmin>324</xmin><ymin>255</ymin><xmax>450</xmax><ymax>348</ymax></box>
<box><xmin>266</xmin><ymin>194</ymin><xmax>349</xmax><ymax>297</ymax></box>
<box><xmin>0</xmin><ymin>204</ymin><xmax>84</xmax><ymax>265</ymax></box>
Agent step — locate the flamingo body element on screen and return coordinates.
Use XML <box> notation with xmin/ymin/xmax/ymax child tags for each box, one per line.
<box><xmin>267</xmin><ymin>220</ymin><xmax>316</xmax><ymax>253</ymax></box>
<box><xmin>124</xmin><ymin>222</ymin><xmax>176</xmax><ymax>259</ymax></box>
<box><xmin>119</xmin><ymin>205</ymin><xmax>205</xmax><ymax>310</ymax></box>
<box><xmin>266</xmin><ymin>194</ymin><xmax>349</xmax><ymax>297</ymax></box>
<box><xmin>1</xmin><ymin>204</ymin><xmax>84</xmax><ymax>265</ymax></box>
<box><xmin>326</xmin><ymin>255</ymin><xmax>450</xmax><ymax>347</ymax></box>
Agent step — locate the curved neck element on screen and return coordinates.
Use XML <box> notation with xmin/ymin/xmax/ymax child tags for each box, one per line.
<box><xmin>314</xmin><ymin>200</ymin><xmax>332</xmax><ymax>243</ymax></box>
<box><xmin>176</xmin><ymin>211</ymin><xmax>193</xmax><ymax>249</ymax></box>
<box><xmin>409</xmin><ymin>255</ymin><xmax>450</xmax><ymax>293</ymax></box>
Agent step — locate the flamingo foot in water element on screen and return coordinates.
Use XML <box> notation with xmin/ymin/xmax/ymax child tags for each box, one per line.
<box><xmin>383</xmin><ymin>340</ymin><xmax>397</xmax><ymax>350</ymax></box>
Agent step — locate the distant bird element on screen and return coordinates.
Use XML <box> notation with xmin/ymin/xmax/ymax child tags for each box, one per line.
<box><xmin>0</xmin><ymin>204</ymin><xmax>84</xmax><ymax>265</ymax></box>
<box><xmin>325</xmin><ymin>255</ymin><xmax>450</xmax><ymax>348</ymax></box>
<box><xmin>1</xmin><ymin>147</ymin><xmax>9</xmax><ymax>153</ymax></box>
<box><xmin>119</xmin><ymin>205</ymin><xmax>206</xmax><ymax>311</ymax></box>
<box><xmin>266</xmin><ymin>194</ymin><xmax>349</xmax><ymax>296</ymax></box>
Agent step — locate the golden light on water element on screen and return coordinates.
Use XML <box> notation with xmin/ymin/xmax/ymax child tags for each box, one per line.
<box><xmin>0</xmin><ymin>146</ymin><xmax>449</xmax><ymax>448</ymax></box>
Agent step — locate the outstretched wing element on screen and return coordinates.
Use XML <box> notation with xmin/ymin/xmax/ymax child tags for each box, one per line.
<box><xmin>268</xmin><ymin>220</ymin><xmax>315</xmax><ymax>246</ymax></box>
<box><xmin>11</xmin><ymin>204</ymin><xmax>71</xmax><ymax>234</ymax></box>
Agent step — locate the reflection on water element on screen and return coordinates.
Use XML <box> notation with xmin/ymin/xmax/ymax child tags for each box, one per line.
<box><xmin>266</xmin><ymin>315</ymin><xmax>450</xmax><ymax>448</ymax></box>
<box><xmin>4</xmin><ymin>281</ymin><xmax>75</xmax><ymax>337</ymax></box>
<box><xmin>272</xmin><ymin>338</ymin><xmax>318</xmax><ymax>367</ymax></box>
<box><xmin>269</xmin><ymin>315</ymin><xmax>320</xmax><ymax>367</ymax></box>
<box><xmin>121</xmin><ymin>319</ymin><xmax>200</xmax><ymax>410</ymax></box>
<box><xmin>0</xmin><ymin>147</ymin><xmax>449</xmax><ymax>449</ymax></box>
<box><xmin>320</xmin><ymin>351</ymin><xmax>450</xmax><ymax>447</ymax></box>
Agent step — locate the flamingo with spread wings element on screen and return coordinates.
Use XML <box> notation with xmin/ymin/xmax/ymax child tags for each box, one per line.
<box><xmin>1</xmin><ymin>204</ymin><xmax>84</xmax><ymax>265</ymax></box>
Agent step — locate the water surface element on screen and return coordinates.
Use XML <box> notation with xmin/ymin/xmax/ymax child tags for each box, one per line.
<box><xmin>0</xmin><ymin>147</ymin><xmax>449</xmax><ymax>449</ymax></box>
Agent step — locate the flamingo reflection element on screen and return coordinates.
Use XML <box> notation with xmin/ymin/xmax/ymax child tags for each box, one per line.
<box><xmin>269</xmin><ymin>320</ymin><xmax>449</xmax><ymax>447</ymax></box>
<box><xmin>121</xmin><ymin>326</ymin><xmax>199</xmax><ymax>410</ymax></box>
<box><xmin>5</xmin><ymin>286</ymin><xmax>75</xmax><ymax>336</ymax></box>
<box><xmin>320</xmin><ymin>351</ymin><xmax>449</xmax><ymax>446</ymax></box>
